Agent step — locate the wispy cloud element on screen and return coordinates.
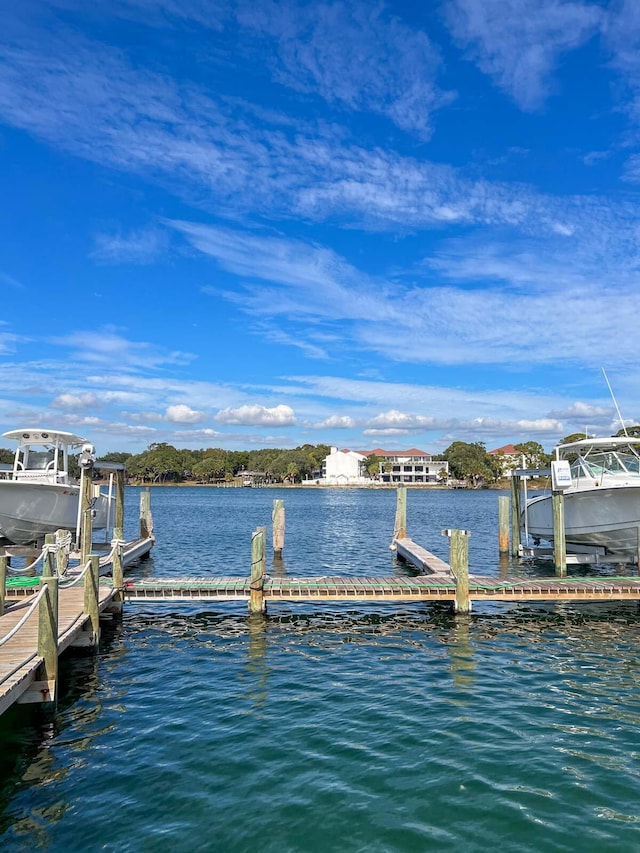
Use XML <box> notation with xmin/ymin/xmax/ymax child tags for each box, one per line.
<box><xmin>91</xmin><ymin>226</ymin><xmax>169</xmax><ymax>264</ymax></box>
<box><xmin>174</xmin><ymin>220</ymin><xmax>640</xmax><ymax>371</ymax></box>
<box><xmin>51</xmin><ymin>327</ymin><xmax>195</xmax><ymax>370</ymax></box>
<box><xmin>444</xmin><ymin>0</ymin><xmax>603</xmax><ymax>110</ymax></box>
<box><xmin>238</xmin><ymin>0</ymin><xmax>449</xmax><ymax>138</ymax></box>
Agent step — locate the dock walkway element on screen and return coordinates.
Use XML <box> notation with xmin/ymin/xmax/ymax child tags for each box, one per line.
<box><xmin>122</xmin><ymin>573</ymin><xmax>640</xmax><ymax>604</ymax></box>
<box><xmin>0</xmin><ymin>581</ymin><xmax>117</xmax><ymax>716</ymax></box>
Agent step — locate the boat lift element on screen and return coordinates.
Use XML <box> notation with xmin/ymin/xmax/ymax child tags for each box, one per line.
<box><xmin>511</xmin><ymin>466</ymin><xmax>639</xmax><ymax>570</ymax></box>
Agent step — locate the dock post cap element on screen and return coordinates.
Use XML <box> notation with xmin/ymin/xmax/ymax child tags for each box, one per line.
<box><xmin>441</xmin><ymin>529</ymin><xmax>471</xmax><ymax>537</ymax></box>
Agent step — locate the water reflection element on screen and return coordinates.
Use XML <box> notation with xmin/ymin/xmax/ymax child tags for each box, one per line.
<box><xmin>246</xmin><ymin>614</ymin><xmax>268</xmax><ymax>711</ymax></box>
<box><xmin>447</xmin><ymin>615</ymin><xmax>476</xmax><ymax>691</ymax></box>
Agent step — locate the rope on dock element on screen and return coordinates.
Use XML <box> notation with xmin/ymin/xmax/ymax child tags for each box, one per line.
<box><xmin>0</xmin><ymin>584</ymin><xmax>47</xmax><ymax>647</ymax></box>
<box><xmin>59</xmin><ymin>559</ymin><xmax>93</xmax><ymax>588</ymax></box>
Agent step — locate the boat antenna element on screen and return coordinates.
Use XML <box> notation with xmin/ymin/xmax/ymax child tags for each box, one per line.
<box><xmin>602</xmin><ymin>368</ymin><xmax>628</xmax><ymax>437</ymax></box>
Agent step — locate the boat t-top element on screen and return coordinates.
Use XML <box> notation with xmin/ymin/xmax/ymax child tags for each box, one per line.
<box><xmin>0</xmin><ymin>428</ymin><xmax>114</xmax><ymax>545</ymax></box>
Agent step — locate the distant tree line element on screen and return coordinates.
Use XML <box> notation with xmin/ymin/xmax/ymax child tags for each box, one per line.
<box><xmin>2</xmin><ymin>430</ymin><xmax>638</xmax><ymax>486</ymax></box>
<box><xmin>97</xmin><ymin>442</ymin><xmax>332</xmax><ymax>484</ymax></box>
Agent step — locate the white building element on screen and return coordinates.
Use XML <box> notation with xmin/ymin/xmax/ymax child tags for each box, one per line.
<box><xmin>319</xmin><ymin>447</ymin><xmax>369</xmax><ymax>485</ymax></box>
<box><xmin>365</xmin><ymin>448</ymin><xmax>448</xmax><ymax>484</ymax></box>
<box><xmin>310</xmin><ymin>446</ymin><xmax>448</xmax><ymax>485</ymax></box>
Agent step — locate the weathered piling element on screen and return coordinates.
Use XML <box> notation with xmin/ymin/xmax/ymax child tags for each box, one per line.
<box><xmin>391</xmin><ymin>485</ymin><xmax>407</xmax><ymax>547</ymax></box>
<box><xmin>114</xmin><ymin>469</ymin><xmax>125</xmax><ymax>533</ymax></box>
<box><xmin>272</xmin><ymin>499</ymin><xmax>285</xmax><ymax>557</ymax></box>
<box><xmin>83</xmin><ymin>554</ymin><xmax>100</xmax><ymax>647</ymax></box>
<box><xmin>552</xmin><ymin>491</ymin><xmax>567</xmax><ymax>576</ymax></box>
<box><xmin>55</xmin><ymin>529</ymin><xmax>69</xmax><ymax>577</ymax></box>
<box><xmin>140</xmin><ymin>489</ymin><xmax>153</xmax><ymax>541</ymax></box>
<box><xmin>80</xmin><ymin>470</ymin><xmax>94</xmax><ymax>565</ymax></box>
<box><xmin>0</xmin><ymin>554</ymin><xmax>6</xmax><ymax>617</ymax></box>
<box><xmin>510</xmin><ymin>477</ymin><xmax>521</xmax><ymax>556</ymax></box>
<box><xmin>498</xmin><ymin>496</ymin><xmax>509</xmax><ymax>555</ymax></box>
<box><xmin>44</xmin><ymin>533</ymin><xmax>55</xmax><ymax>578</ymax></box>
<box><xmin>444</xmin><ymin>529</ymin><xmax>471</xmax><ymax>614</ymax></box>
<box><xmin>249</xmin><ymin>527</ymin><xmax>266</xmax><ymax>614</ymax></box>
<box><xmin>37</xmin><ymin>575</ymin><xmax>59</xmax><ymax>706</ymax></box>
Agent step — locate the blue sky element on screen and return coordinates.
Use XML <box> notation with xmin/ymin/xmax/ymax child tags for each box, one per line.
<box><xmin>1</xmin><ymin>0</ymin><xmax>639</xmax><ymax>455</ymax></box>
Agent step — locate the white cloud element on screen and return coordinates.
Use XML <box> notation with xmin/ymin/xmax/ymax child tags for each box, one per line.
<box><xmin>238</xmin><ymin>0</ymin><xmax>448</xmax><ymax>138</ymax></box>
<box><xmin>92</xmin><ymin>226</ymin><xmax>169</xmax><ymax>264</ymax></box>
<box><xmin>51</xmin><ymin>392</ymin><xmax>102</xmax><ymax>409</ymax></box>
<box><xmin>445</xmin><ymin>0</ymin><xmax>603</xmax><ymax>110</ymax></box>
<box><xmin>215</xmin><ymin>404</ymin><xmax>296</xmax><ymax>426</ymax></box>
<box><xmin>165</xmin><ymin>404</ymin><xmax>205</xmax><ymax>423</ymax></box>
<box><xmin>315</xmin><ymin>415</ymin><xmax>357</xmax><ymax>429</ymax></box>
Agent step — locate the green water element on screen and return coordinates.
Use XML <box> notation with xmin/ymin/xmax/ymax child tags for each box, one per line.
<box><xmin>1</xmin><ymin>488</ymin><xmax>640</xmax><ymax>851</ymax></box>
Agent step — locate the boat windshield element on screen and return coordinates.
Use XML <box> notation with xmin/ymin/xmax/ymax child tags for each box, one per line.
<box><xmin>27</xmin><ymin>450</ymin><xmax>56</xmax><ymax>470</ymax></box>
<box><xmin>574</xmin><ymin>449</ymin><xmax>640</xmax><ymax>479</ymax></box>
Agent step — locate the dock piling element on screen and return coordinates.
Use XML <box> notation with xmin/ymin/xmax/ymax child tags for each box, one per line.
<box><xmin>443</xmin><ymin>528</ymin><xmax>471</xmax><ymax>614</ymax></box>
<box><xmin>55</xmin><ymin>529</ymin><xmax>69</xmax><ymax>577</ymax></box>
<box><xmin>140</xmin><ymin>489</ymin><xmax>153</xmax><ymax>541</ymax></box>
<box><xmin>552</xmin><ymin>491</ymin><xmax>567</xmax><ymax>576</ymax></box>
<box><xmin>272</xmin><ymin>499</ymin><xmax>285</xmax><ymax>557</ymax></box>
<box><xmin>391</xmin><ymin>486</ymin><xmax>407</xmax><ymax>548</ymax></box>
<box><xmin>36</xmin><ymin>575</ymin><xmax>59</xmax><ymax>706</ymax></box>
<box><xmin>82</xmin><ymin>554</ymin><xmax>101</xmax><ymax>647</ymax></box>
<box><xmin>43</xmin><ymin>533</ymin><xmax>55</xmax><ymax>578</ymax></box>
<box><xmin>0</xmin><ymin>554</ymin><xmax>6</xmax><ymax>617</ymax></box>
<box><xmin>510</xmin><ymin>476</ymin><xmax>521</xmax><ymax>557</ymax></box>
<box><xmin>498</xmin><ymin>496</ymin><xmax>509</xmax><ymax>555</ymax></box>
<box><xmin>80</xmin><ymin>470</ymin><xmax>93</xmax><ymax>565</ymax></box>
<box><xmin>249</xmin><ymin>527</ymin><xmax>266</xmax><ymax>614</ymax></box>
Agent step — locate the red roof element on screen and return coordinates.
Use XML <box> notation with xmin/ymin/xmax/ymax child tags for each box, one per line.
<box><xmin>356</xmin><ymin>448</ymin><xmax>431</xmax><ymax>457</ymax></box>
<box><xmin>489</xmin><ymin>444</ymin><xmax>519</xmax><ymax>455</ymax></box>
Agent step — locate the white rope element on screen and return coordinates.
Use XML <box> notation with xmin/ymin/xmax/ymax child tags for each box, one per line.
<box><xmin>0</xmin><ymin>584</ymin><xmax>48</xmax><ymax>647</ymax></box>
<box><xmin>58</xmin><ymin>559</ymin><xmax>93</xmax><ymax>588</ymax></box>
<box><xmin>7</xmin><ymin>548</ymin><xmax>46</xmax><ymax>576</ymax></box>
<box><xmin>99</xmin><ymin>538</ymin><xmax>126</xmax><ymax>566</ymax></box>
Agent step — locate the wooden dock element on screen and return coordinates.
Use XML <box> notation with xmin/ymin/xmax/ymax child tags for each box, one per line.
<box><xmin>119</xmin><ymin>573</ymin><xmax>640</xmax><ymax>604</ymax></box>
<box><xmin>0</xmin><ymin>579</ymin><xmax>119</xmax><ymax>716</ymax></box>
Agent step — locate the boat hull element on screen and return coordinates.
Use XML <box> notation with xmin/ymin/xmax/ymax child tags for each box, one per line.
<box><xmin>0</xmin><ymin>481</ymin><xmax>110</xmax><ymax>544</ymax></box>
<box><xmin>526</xmin><ymin>486</ymin><xmax>640</xmax><ymax>555</ymax></box>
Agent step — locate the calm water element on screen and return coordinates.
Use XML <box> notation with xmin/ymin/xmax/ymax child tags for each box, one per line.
<box><xmin>2</xmin><ymin>487</ymin><xmax>640</xmax><ymax>852</ymax></box>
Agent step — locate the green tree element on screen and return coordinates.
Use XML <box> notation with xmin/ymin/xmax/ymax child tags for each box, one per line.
<box><xmin>443</xmin><ymin>441</ymin><xmax>495</xmax><ymax>487</ymax></box>
<box><xmin>365</xmin><ymin>454</ymin><xmax>381</xmax><ymax>478</ymax></box>
<box><xmin>514</xmin><ymin>441</ymin><xmax>550</xmax><ymax>468</ymax></box>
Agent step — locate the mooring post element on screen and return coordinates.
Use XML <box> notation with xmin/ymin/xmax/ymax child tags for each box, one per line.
<box><xmin>37</xmin><ymin>575</ymin><xmax>59</xmax><ymax>706</ymax></box>
<box><xmin>498</xmin><ymin>496</ymin><xmax>509</xmax><ymax>555</ymax></box>
<box><xmin>637</xmin><ymin>527</ymin><xmax>640</xmax><ymax>576</ymax></box>
<box><xmin>114</xmin><ymin>469</ymin><xmax>125</xmax><ymax>534</ymax></box>
<box><xmin>443</xmin><ymin>528</ymin><xmax>471</xmax><ymax>614</ymax></box>
<box><xmin>249</xmin><ymin>526</ymin><xmax>266</xmax><ymax>614</ymax></box>
<box><xmin>43</xmin><ymin>533</ymin><xmax>55</xmax><ymax>578</ymax></box>
<box><xmin>111</xmin><ymin>529</ymin><xmax>124</xmax><ymax>609</ymax></box>
<box><xmin>55</xmin><ymin>529</ymin><xmax>69</xmax><ymax>577</ymax></box>
<box><xmin>510</xmin><ymin>476</ymin><xmax>521</xmax><ymax>556</ymax></box>
<box><xmin>80</xmin><ymin>470</ymin><xmax>94</xmax><ymax>566</ymax></box>
<box><xmin>552</xmin><ymin>491</ymin><xmax>567</xmax><ymax>576</ymax></box>
<box><xmin>0</xmin><ymin>554</ymin><xmax>6</xmax><ymax>617</ymax></box>
<box><xmin>84</xmin><ymin>554</ymin><xmax>100</xmax><ymax>646</ymax></box>
<box><xmin>140</xmin><ymin>489</ymin><xmax>153</xmax><ymax>540</ymax></box>
<box><xmin>391</xmin><ymin>485</ymin><xmax>407</xmax><ymax>548</ymax></box>
<box><xmin>272</xmin><ymin>499</ymin><xmax>285</xmax><ymax>557</ymax></box>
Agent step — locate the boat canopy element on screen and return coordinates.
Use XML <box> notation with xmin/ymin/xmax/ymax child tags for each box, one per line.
<box><xmin>2</xmin><ymin>429</ymin><xmax>89</xmax><ymax>448</ymax></box>
<box><xmin>556</xmin><ymin>436</ymin><xmax>640</xmax><ymax>456</ymax></box>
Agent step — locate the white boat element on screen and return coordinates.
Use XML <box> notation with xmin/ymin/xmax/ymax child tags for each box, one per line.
<box><xmin>0</xmin><ymin>428</ymin><xmax>113</xmax><ymax>545</ymax></box>
<box><xmin>525</xmin><ymin>435</ymin><xmax>640</xmax><ymax>556</ymax></box>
